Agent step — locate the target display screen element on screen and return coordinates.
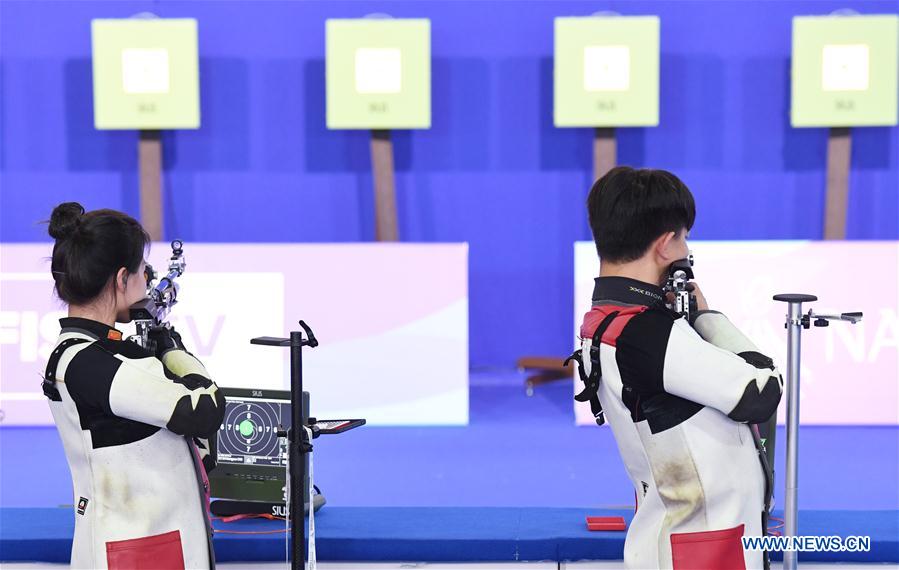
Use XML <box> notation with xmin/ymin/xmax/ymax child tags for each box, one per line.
<box><xmin>217</xmin><ymin>396</ymin><xmax>290</xmax><ymax>467</ymax></box>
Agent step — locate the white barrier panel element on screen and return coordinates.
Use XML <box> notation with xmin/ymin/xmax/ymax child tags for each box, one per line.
<box><xmin>1</xmin><ymin>243</ymin><xmax>469</xmax><ymax>426</ymax></box>
<box><xmin>574</xmin><ymin>241</ymin><xmax>898</xmax><ymax>425</ymax></box>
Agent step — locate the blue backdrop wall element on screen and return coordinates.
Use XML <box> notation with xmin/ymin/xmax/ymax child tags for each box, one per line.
<box><xmin>1</xmin><ymin>0</ymin><xmax>897</xmax><ymax>368</ymax></box>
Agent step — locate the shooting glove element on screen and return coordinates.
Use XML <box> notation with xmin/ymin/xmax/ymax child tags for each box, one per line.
<box><xmin>148</xmin><ymin>325</ymin><xmax>186</xmax><ymax>359</ymax></box>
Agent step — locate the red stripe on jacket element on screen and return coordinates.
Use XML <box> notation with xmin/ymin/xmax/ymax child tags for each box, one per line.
<box><xmin>579</xmin><ymin>304</ymin><xmax>648</xmax><ymax>346</ymax></box>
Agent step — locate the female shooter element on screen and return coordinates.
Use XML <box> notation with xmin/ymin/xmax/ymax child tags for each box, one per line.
<box><xmin>42</xmin><ymin>202</ymin><xmax>224</xmax><ymax>570</ymax></box>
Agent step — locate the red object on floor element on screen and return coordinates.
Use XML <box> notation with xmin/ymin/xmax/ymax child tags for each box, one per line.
<box><xmin>585</xmin><ymin>516</ymin><xmax>627</xmax><ymax>531</ymax></box>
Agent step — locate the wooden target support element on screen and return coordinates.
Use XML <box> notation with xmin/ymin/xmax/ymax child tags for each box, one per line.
<box><xmin>138</xmin><ymin>130</ymin><xmax>164</xmax><ymax>241</ymax></box>
<box><xmin>593</xmin><ymin>127</ymin><xmax>617</xmax><ymax>182</ymax></box>
<box><xmin>370</xmin><ymin>129</ymin><xmax>399</xmax><ymax>242</ymax></box>
<box><xmin>823</xmin><ymin>127</ymin><xmax>852</xmax><ymax>240</ymax></box>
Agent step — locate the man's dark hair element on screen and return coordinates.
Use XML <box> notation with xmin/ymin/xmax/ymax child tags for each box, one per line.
<box><xmin>47</xmin><ymin>202</ymin><xmax>150</xmax><ymax>305</ymax></box>
<box><xmin>587</xmin><ymin>166</ymin><xmax>696</xmax><ymax>263</ymax></box>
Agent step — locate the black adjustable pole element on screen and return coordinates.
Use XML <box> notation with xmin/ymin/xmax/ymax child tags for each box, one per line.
<box><xmin>289</xmin><ymin>330</ymin><xmax>306</xmax><ymax>570</ymax></box>
<box><xmin>251</xmin><ymin>321</ymin><xmax>318</xmax><ymax>570</ymax></box>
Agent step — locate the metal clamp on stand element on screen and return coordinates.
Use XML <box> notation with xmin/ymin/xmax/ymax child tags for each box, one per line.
<box><xmin>773</xmin><ymin>294</ymin><xmax>862</xmax><ymax>570</ymax></box>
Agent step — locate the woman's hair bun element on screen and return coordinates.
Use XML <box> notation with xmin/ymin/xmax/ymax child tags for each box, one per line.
<box><xmin>48</xmin><ymin>202</ymin><xmax>85</xmax><ymax>240</ymax></box>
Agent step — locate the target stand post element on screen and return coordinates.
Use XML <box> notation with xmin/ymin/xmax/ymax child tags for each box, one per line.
<box><xmin>370</xmin><ymin>129</ymin><xmax>399</xmax><ymax>241</ymax></box>
<box><xmin>138</xmin><ymin>131</ymin><xmax>164</xmax><ymax>241</ymax></box>
<box><xmin>593</xmin><ymin>127</ymin><xmax>617</xmax><ymax>183</ymax></box>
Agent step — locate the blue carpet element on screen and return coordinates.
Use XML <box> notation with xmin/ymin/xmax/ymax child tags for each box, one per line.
<box><xmin>1</xmin><ymin>371</ymin><xmax>897</xmax><ymax>511</ymax></box>
<box><xmin>1</xmin><ymin>507</ymin><xmax>897</xmax><ymax>563</ymax></box>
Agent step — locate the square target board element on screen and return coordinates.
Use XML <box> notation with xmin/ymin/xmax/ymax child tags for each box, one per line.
<box><xmin>792</xmin><ymin>14</ymin><xmax>898</xmax><ymax>127</ymax></box>
<box><xmin>554</xmin><ymin>16</ymin><xmax>660</xmax><ymax>127</ymax></box>
<box><xmin>326</xmin><ymin>18</ymin><xmax>431</xmax><ymax>130</ymax></box>
<box><xmin>92</xmin><ymin>18</ymin><xmax>200</xmax><ymax>130</ymax></box>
